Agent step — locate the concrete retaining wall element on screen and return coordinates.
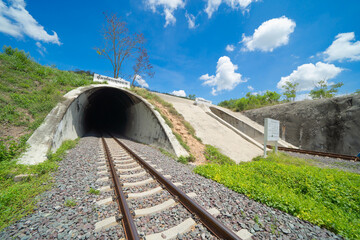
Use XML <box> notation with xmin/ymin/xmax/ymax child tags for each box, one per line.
<box><xmin>209</xmin><ymin>106</ymin><xmax>295</xmax><ymax>148</ymax></box>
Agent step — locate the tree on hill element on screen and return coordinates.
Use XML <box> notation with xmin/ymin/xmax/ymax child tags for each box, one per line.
<box><xmin>309</xmin><ymin>80</ymin><xmax>343</xmax><ymax>99</ymax></box>
<box><xmin>95</xmin><ymin>13</ymin><xmax>150</xmax><ymax>79</ymax></box>
<box><xmin>282</xmin><ymin>81</ymin><xmax>298</xmax><ymax>101</ymax></box>
<box><xmin>188</xmin><ymin>94</ymin><xmax>196</xmax><ymax>100</ymax></box>
<box><xmin>131</xmin><ymin>48</ymin><xmax>154</xmax><ymax>87</ymax></box>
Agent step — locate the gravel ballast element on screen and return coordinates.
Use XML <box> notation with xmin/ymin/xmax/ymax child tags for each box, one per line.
<box><xmin>121</xmin><ymin>138</ymin><xmax>342</xmax><ymax>240</ymax></box>
<box><xmin>0</xmin><ymin>135</ymin><xmax>344</xmax><ymax>239</ymax></box>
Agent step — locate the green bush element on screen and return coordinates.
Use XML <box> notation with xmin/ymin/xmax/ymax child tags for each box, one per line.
<box><xmin>0</xmin><ymin>136</ymin><xmax>27</xmax><ymax>162</ymax></box>
<box><xmin>218</xmin><ymin>91</ymin><xmax>281</xmax><ymax>112</ymax></box>
<box><xmin>194</xmin><ymin>153</ymin><xmax>360</xmax><ymax>239</ymax></box>
<box><xmin>204</xmin><ymin>144</ymin><xmax>235</xmax><ymax>165</ymax></box>
<box><xmin>0</xmin><ymin>138</ymin><xmax>78</xmax><ymax>231</ymax></box>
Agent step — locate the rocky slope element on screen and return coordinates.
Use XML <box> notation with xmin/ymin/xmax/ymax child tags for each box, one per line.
<box><xmin>244</xmin><ymin>94</ymin><xmax>360</xmax><ymax>156</ymax></box>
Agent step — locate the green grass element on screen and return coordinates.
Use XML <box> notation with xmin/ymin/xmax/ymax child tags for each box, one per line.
<box><xmin>0</xmin><ymin>139</ymin><xmax>79</xmax><ymax>231</ymax></box>
<box><xmin>173</xmin><ymin>132</ymin><xmax>190</xmax><ymax>152</ymax></box>
<box><xmin>0</xmin><ymin>46</ymin><xmax>93</xmax><ymax>162</ymax></box>
<box><xmin>194</xmin><ymin>152</ymin><xmax>360</xmax><ymax>239</ymax></box>
<box><xmin>159</xmin><ymin>148</ymin><xmax>177</xmax><ymax>159</ymax></box>
<box><xmin>64</xmin><ymin>199</ymin><xmax>77</xmax><ymax>207</ymax></box>
<box><xmin>204</xmin><ymin>144</ymin><xmax>235</xmax><ymax>165</ymax></box>
<box><xmin>177</xmin><ymin>154</ymin><xmax>195</xmax><ymax>164</ymax></box>
<box><xmin>88</xmin><ymin>187</ymin><xmax>100</xmax><ymax>195</ymax></box>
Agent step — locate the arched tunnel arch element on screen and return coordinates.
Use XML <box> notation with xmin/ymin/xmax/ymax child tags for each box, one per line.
<box><xmin>83</xmin><ymin>87</ymin><xmax>137</xmax><ymax>134</ymax></box>
<box><xmin>19</xmin><ymin>85</ymin><xmax>188</xmax><ymax>165</ymax></box>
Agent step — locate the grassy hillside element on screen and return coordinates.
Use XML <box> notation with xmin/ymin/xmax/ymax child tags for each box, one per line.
<box><xmin>0</xmin><ymin>46</ymin><xmax>93</xmax><ymax>230</ymax></box>
<box><xmin>0</xmin><ymin>46</ymin><xmax>93</xmax><ymax>162</ymax></box>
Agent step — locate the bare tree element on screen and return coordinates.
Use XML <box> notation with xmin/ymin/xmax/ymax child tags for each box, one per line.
<box><xmin>95</xmin><ymin>13</ymin><xmax>145</xmax><ymax>79</ymax></box>
<box><xmin>131</xmin><ymin>48</ymin><xmax>154</xmax><ymax>87</ymax></box>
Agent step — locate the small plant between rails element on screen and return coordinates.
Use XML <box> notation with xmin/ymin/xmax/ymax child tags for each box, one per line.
<box><xmin>95</xmin><ymin>135</ymin><xmax>245</xmax><ymax>239</ymax></box>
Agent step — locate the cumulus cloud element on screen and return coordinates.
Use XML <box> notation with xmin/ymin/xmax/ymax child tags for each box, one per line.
<box><xmin>247</xmin><ymin>85</ymin><xmax>254</xmax><ymax>91</ymax></box>
<box><xmin>185</xmin><ymin>12</ymin><xmax>197</xmax><ymax>29</ymax></box>
<box><xmin>0</xmin><ymin>0</ymin><xmax>60</xmax><ymax>44</ymax></box>
<box><xmin>242</xmin><ymin>16</ymin><xmax>295</xmax><ymax>52</ymax></box>
<box><xmin>225</xmin><ymin>44</ymin><xmax>235</xmax><ymax>52</ymax></box>
<box><xmin>146</xmin><ymin>0</ymin><xmax>185</xmax><ymax>27</ymax></box>
<box><xmin>200</xmin><ymin>56</ymin><xmax>246</xmax><ymax>95</ymax></box>
<box><xmin>205</xmin><ymin>0</ymin><xmax>258</xmax><ymax>18</ymax></box>
<box><xmin>135</xmin><ymin>75</ymin><xmax>149</xmax><ymax>88</ymax></box>
<box><xmin>171</xmin><ymin>89</ymin><xmax>186</xmax><ymax>97</ymax></box>
<box><xmin>324</xmin><ymin>32</ymin><xmax>360</xmax><ymax>62</ymax></box>
<box><xmin>277</xmin><ymin>62</ymin><xmax>343</xmax><ymax>92</ymax></box>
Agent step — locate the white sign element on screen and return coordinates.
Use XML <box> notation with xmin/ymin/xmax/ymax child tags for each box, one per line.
<box><xmin>265</xmin><ymin>118</ymin><xmax>280</xmax><ymax>141</ymax></box>
<box><xmin>195</xmin><ymin>97</ymin><xmax>212</xmax><ymax>105</ymax></box>
<box><xmin>264</xmin><ymin>118</ymin><xmax>280</xmax><ymax>157</ymax></box>
<box><xmin>93</xmin><ymin>73</ymin><xmax>130</xmax><ymax>89</ymax></box>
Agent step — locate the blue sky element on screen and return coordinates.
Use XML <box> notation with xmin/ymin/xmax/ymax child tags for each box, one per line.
<box><xmin>0</xmin><ymin>0</ymin><xmax>359</xmax><ymax>103</ymax></box>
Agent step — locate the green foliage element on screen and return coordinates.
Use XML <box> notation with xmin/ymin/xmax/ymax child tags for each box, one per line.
<box><xmin>0</xmin><ymin>136</ymin><xmax>28</xmax><ymax>162</ymax></box>
<box><xmin>218</xmin><ymin>91</ymin><xmax>281</xmax><ymax>112</ymax></box>
<box><xmin>0</xmin><ymin>46</ymin><xmax>93</xmax><ymax>162</ymax></box>
<box><xmin>88</xmin><ymin>187</ymin><xmax>100</xmax><ymax>195</ymax></box>
<box><xmin>0</xmin><ymin>139</ymin><xmax>78</xmax><ymax>231</ymax></box>
<box><xmin>47</xmin><ymin>139</ymin><xmax>79</xmax><ymax>162</ymax></box>
<box><xmin>188</xmin><ymin>94</ymin><xmax>196</xmax><ymax>100</ymax></box>
<box><xmin>309</xmin><ymin>80</ymin><xmax>344</xmax><ymax>99</ymax></box>
<box><xmin>178</xmin><ymin>156</ymin><xmax>189</xmax><ymax>164</ymax></box>
<box><xmin>64</xmin><ymin>199</ymin><xmax>77</xmax><ymax>207</ymax></box>
<box><xmin>194</xmin><ymin>153</ymin><xmax>360</xmax><ymax>239</ymax></box>
<box><xmin>174</xmin><ymin>132</ymin><xmax>190</xmax><ymax>152</ymax></box>
<box><xmin>159</xmin><ymin>148</ymin><xmax>177</xmax><ymax>159</ymax></box>
<box><xmin>282</xmin><ymin>81</ymin><xmax>299</xmax><ymax>102</ymax></box>
<box><xmin>204</xmin><ymin>145</ymin><xmax>235</xmax><ymax>165</ymax></box>
<box><xmin>177</xmin><ymin>154</ymin><xmax>195</xmax><ymax>164</ymax></box>
<box><xmin>355</xmin><ymin>89</ymin><xmax>360</xmax><ymax>94</ymax></box>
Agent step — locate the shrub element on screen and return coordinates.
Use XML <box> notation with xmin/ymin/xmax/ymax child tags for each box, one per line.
<box><xmin>194</xmin><ymin>153</ymin><xmax>360</xmax><ymax>239</ymax></box>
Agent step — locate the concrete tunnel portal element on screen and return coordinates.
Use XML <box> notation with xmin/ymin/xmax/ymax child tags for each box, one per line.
<box><xmin>83</xmin><ymin>87</ymin><xmax>135</xmax><ymax>134</ymax></box>
<box><xmin>19</xmin><ymin>85</ymin><xmax>188</xmax><ymax>165</ymax></box>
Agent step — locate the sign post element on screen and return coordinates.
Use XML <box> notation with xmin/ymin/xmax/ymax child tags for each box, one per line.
<box><xmin>93</xmin><ymin>73</ymin><xmax>130</xmax><ymax>89</ymax></box>
<box><xmin>264</xmin><ymin>118</ymin><xmax>280</xmax><ymax>157</ymax></box>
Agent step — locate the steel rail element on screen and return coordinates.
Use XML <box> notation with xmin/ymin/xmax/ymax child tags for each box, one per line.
<box><xmin>267</xmin><ymin>145</ymin><xmax>359</xmax><ymax>161</ymax></box>
<box><xmin>101</xmin><ymin>137</ymin><xmax>140</xmax><ymax>240</ymax></box>
<box><xmin>111</xmin><ymin>136</ymin><xmax>241</xmax><ymax>240</ymax></box>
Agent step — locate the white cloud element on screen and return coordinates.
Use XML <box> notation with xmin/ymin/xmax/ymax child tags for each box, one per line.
<box><xmin>225</xmin><ymin>44</ymin><xmax>235</xmax><ymax>52</ymax></box>
<box><xmin>185</xmin><ymin>12</ymin><xmax>197</xmax><ymax>29</ymax></box>
<box><xmin>205</xmin><ymin>0</ymin><xmax>258</xmax><ymax>18</ymax></box>
<box><xmin>247</xmin><ymin>85</ymin><xmax>254</xmax><ymax>91</ymax></box>
<box><xmin>146</xmin><ymin>0</ymin><xmax>185</xmax><ymax>27</ymax></box>
<box><xmin>0</xmin><ymin>0</ymin><xmax>60</xmax><ymax>44</ymax></box>
<box><xmin>295</xmin><ymin>93</ymin><xmax>310</xmax><ymax>101</ymax></box>
<box><xmin>200</xmin><ymin>56</ymin><xmax>246</xmax><ymax>95</ymax></box>
<box><xmin>171</xmin><ymin>89</ymin><xmax>186</xmax><ymax>97</ymax></box>
<box><xmin>135</xmin><ymin>75</ymin><xmax>149</xmax><ymax>88</ymax></box>
<box><xmin>324</xmin><ymin>32</ymin><xmax>360</xmax><ymax>62</ymax></box>
<box><xmin>277</xmin><ymin>62</ymin><xmax>343</xmax><ymax>92</ymax></box>
<box><xmin>242</xmin><ymin>16</ymin><xmax>295</xmax><ymax>52</ymax></box>
<box><xmin>36</xmin><ymin>41</ymin><xmax>46</xmax><ymax>56</ymax></box>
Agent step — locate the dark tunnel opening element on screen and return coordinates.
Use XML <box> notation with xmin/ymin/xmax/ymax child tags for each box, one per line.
<box><xmin>83</xmin><ymin>88</ymin><xmax>137</xmax><ymax>134</ymax></box>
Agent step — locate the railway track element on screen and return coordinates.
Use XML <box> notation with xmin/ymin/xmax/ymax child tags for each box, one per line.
<box><xmin>94</xmin><ymin>135</ymin><xmax>246</xmax><ymax>240</ymax></box>
<box><xmin>267</xmin><ymin>145</ymin><xmax>359</xmax><ymax>161</ymax></box>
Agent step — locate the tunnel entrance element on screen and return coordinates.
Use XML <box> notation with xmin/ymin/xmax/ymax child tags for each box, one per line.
<box><xmin>83</xmin><ymin>87</ymin><xmax>138</xmax><ymax>134</ymax></box>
